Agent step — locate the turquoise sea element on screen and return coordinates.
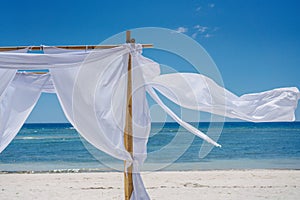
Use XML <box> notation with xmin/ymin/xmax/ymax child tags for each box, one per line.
<box><xmin>0</xmin><ymin>122</ymin><xmax>299</xmax><ymax>173</ymax></box>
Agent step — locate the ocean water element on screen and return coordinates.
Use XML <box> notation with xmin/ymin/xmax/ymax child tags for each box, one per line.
<box><xmin>0</xmin><ymin>122</ymin><xmax>299</xmax><ymax>173</ymax></box>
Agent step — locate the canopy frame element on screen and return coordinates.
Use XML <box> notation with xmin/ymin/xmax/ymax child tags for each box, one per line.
<box><xmin>0</xmin><ymin>44</ymin><xmax>152</xmax><ymax>51</ymax></box>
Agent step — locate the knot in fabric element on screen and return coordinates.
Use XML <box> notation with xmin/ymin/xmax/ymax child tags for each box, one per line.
<box><xmin>123</xmin><ymin>43</ymin><xmax>143</xmax><ymax>56</ymax></box>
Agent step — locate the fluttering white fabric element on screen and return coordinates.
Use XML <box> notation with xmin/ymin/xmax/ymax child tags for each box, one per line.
<box><xmin>0</xmin><ymin>69</ymin><xmax>16</xmax><ymax>97</ymax></box>
<box><xmin>148</xmin><ymin>73</ymin><xmax>300</xmax><ymax>122</ymax></box>
<box><xmin>49</xmin><ymin>47</ymin><xmax>133</xmax><ymax>161</ymax></box>
<box><xmin>0</xmin><ymin>44</ymin><xmax>299</xmax><ymax>200</ymax></box>
<box><xmin>0</xmin><ymin>73</ymin><xmax>53</xmax><ymax>152</ymax></box>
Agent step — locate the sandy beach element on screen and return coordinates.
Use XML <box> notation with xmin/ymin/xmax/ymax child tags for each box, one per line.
<box><xmin>0</xmin><ymin>170</ymin><xmax>299</xmax><ymax>200</ymax></box>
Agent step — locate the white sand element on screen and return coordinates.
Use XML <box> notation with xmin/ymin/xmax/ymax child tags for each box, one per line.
<box><xmin>0</xmin><ymin>170</ymin><xmax>299</xmax><ymax>200</ymax></box>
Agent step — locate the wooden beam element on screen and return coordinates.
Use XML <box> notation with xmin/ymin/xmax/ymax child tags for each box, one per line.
<box><xmin>0</xmin><ymin>44</ymin><xmax>153</xmax><ymax>52</ymax></box>
<box><xmin>124</xmin><ymin>30</ymin><xmax>134</xmax><ymax>200</ymax></box>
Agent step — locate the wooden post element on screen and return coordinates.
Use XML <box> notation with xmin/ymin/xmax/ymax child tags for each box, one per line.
<box><xmin>124</xmin><ymin>30</ymin><xmax>134</xmax><ymax>200</ymax></box>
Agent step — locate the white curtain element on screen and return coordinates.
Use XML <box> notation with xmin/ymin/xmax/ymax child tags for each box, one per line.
<box><xmin>0</xmin><ymin>48</ymin><xmax>29</xmax><ymax>98</ymax></box>
<box><xmin>0</xmin><ymin>69</ymin><xmax>16</xmax><ymax>98</ymax></box>
<box><xmin>47</xmin><ymin>45</ymin><xmax>150</xmax><ymax>199</ymax></box>
<box><xmin>0</xmin><ymin>48</ymin><xmax>87</xmax><ymax>69</ymax></box>
<box><xmin>49</xmin><ymin>47</ymin><xmax>132</xmax><ymax>161</ymax></box>
<box><xmin>0</xmin><ymin>44</ymin><xmax>299</xmax><ymax>200</ymax></box>
<box><xmin>0</xmin><ymin>73</ymin><xmax>52</xmax><ymax>153</ymax></box>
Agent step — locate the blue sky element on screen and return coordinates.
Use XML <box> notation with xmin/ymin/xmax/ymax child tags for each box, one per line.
<box><xmin>1</xmin><ymin>0</ymin><xmax>299</xmax><ymax>122</ymax></box>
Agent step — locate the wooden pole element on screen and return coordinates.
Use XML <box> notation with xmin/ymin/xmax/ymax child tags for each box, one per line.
<box><xmin>0</xmin><ymin>44</ymin><xmax>152</xmax><ymax>51</ymax></box>
<box><xmin>124</xmin><ymin>30</ymin><xmax>134</xmax><ymax>200</ymax></box>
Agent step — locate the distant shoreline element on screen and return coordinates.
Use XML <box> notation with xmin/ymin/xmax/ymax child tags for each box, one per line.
<box><xmin>1</xmin><ymin>157</ymin><xmax>300</xmax><ymax>174</ymax></box>
<box><xmin>23</xmin><ymin>121</ymin><xmax>300</xmax><ymax>125</ymax></box>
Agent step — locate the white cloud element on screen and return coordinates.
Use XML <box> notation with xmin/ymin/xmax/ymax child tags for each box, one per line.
<box><xmin>191</xmin><ymin>3</ymin><xmax>218</xmax><ymax>39</ymax></box>
<box><xmin>194</xmin><ymin>25</ymin><xmax>208</xmax><ymax>33</ymax></box>
<box><xmin>175</xmin><ymin>27</ymin><xmax>188</xmax><ymax>33</ymax></box>
<box><xmin>192</xmin><ymin>25</ymin><xmax>216</xmax><ymax>39</ymax></box>
<box><xmin>203</xmin><ymin>33</ymin><xmax>213</xmax><ymax>38</ymax></box>
<box><xmin>209</xmin><ymin>3</ymin><xmax>215</xmax><ymax>8</ymax></box>
<box><xmin>196</xmin><ymin>6</ymin><xmax>202</xmax><ymax>12</ymax></box>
